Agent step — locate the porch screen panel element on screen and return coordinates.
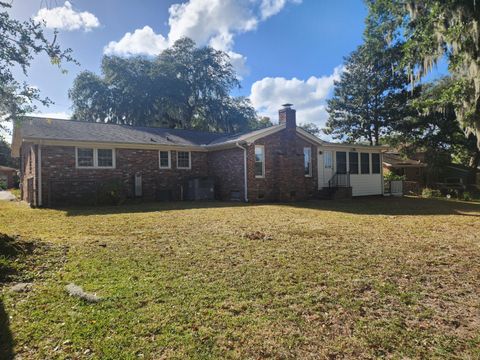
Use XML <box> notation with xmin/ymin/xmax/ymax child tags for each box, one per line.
<box><xmin>372</xmin><ymin>153</ymin><xmax>380</xmax><ymax>174</ymax></box>
<box><xmin>349</xmin><ymin>152</ymin><xmax>359</xmax><ymax>174</ymax></box>
<box><xmin>361</xmin><ymin>153</ymin><xmax>370</xmax><ymax>174</ymax></box>
<box><xmin>336</xmin><ymin>152</ymin><xmax>347</xmax><ymax>174</ymax></box>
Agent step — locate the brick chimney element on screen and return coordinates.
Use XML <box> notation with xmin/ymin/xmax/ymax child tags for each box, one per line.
<box><xmin>279</xmin><ymin>103</ymin><xmax>296</xmax><ymax>129</ymax></box>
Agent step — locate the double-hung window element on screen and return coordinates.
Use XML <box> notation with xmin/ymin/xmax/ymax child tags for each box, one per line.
<box><xmin>159</xmin><ymin>151</ymin><xmax>171</xmax><ymax>169</ymax></box>
<box><xmin>76</xmin><ymin>148</ymin><xmax>114</xmax><ymax>169</ymax></box>
<box><xmin>97</xmin><ymin>149</ymin><xmax>113</xmax><ymax>167</ymax></box>
<box><xmin>77</xmin><ymin>148</ymin><xmax>94</xmax><ymax>167</ymax></box>
<box><xmin>349</xmin><ymin>152</ymin><xmax>359</xmax><ymax>174</ymax></box>
<box><xmin>361</xmin><ymin>153</ymin><xmax>370</xmax><ymax>174</ymax></box>
<box><xmin>177</xmin><ymin>151</ymin><xmax>191</xmax><ymax>169</ymax></box>
<box><xmin>304</xmin><ymin>147</ymin><xmax>312</xmax><ymax>177</ymax></box>
<box><xmin>255</xmin><ymin>145</ymin><xmax>265</xmax><ymax>178</ymax></box>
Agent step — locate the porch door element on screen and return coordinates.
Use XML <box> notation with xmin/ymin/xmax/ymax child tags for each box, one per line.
<box><xmin>318</xmin><ymin>150</ymin><xmax>333</xmax><ymax>188</ymax></box>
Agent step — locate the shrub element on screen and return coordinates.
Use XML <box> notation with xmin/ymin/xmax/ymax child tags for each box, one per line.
<box><xmin>97</xmin><ymin>180</ymin><xmax>127</xmax><ymax>205</ymax></box>
<box><xmin>422</xmin><ymin>188</ymin><xmax>442</xmax><ymax>198</ymax></box>
<box><xmin>384</xmin><ymin>173</ymin><xmax>406</xmax><ymax>181</ymax></box>
<box><xmin>462</xmin><ymin>192</ymin><xmax>472</xmax><ymax>201</ymax></box>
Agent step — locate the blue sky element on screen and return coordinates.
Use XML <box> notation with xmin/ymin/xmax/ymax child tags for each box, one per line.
<box><xmin>7</xmin><ymin>0</ymin><xmax>446</xmax><ymax>134</ymax></box>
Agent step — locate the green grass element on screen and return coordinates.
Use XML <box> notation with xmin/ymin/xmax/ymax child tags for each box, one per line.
<box><xmin>0</xmin><ymin>197</ymin><xmax>479</xmax><ymax>359</ymax></box>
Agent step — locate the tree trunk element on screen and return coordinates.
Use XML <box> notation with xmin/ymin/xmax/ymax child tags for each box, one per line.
<box><xmin>469</xmin><ymin>149</ymin><xmax>480</xmax><ymax>169</ymax></box>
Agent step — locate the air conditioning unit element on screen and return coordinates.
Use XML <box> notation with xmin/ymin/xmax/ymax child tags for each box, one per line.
<box><xmin>185</xmin><ymin>177</ymin><xmax>215</xmax><ymax>201</ymax></box>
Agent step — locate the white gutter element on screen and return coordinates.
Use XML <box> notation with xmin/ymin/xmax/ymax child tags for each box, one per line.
<box><xmin>38</xmin><ymin>145</ymin><xmax>42</xmax><ymax>207</ymax></box>
<box><xmin>235</xmin><ymin>141</ymin><xmax>248</xmax><ymax>202</ymax></box>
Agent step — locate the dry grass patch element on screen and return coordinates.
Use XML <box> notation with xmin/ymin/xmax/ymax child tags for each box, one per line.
<box><xmin>0</xmin><ymin>197</ymin><xmax>479</xmax><ymax>359</ymax></box>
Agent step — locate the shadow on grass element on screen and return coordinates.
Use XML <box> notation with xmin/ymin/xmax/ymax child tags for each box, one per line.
<box><xmin>0</xmin><ymin>299</ymin><xmax>14</xmax><ymax>360</ymax></box>
<box><xmin>57</xmin><ymin>196</ymin><xmax>480</xmax><ymax>217</ymax></box>
<box><xmin>61</xmin><ymin>200</ymin><xmax>248</xmax><ymax>216</ymax></box>
<box><xmin>292</xmin><ymin>196</ymin><xmax>480</xmax><ymax>216</ymax></box>
<box><xmin>0</xmin><ymin>234</ymin><xmax>19</xmax><ymax>360</ymax></box>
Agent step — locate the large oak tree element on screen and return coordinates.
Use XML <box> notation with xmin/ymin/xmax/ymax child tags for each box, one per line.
<box><xmin>367</xmin><ymin>0</ymin><xmax>480</xmax><ymax>150</ymax></box>
<box><xmin>69</xmin><ymin>38</ymin><xmax>260</xmax><ymax>133</ymax></box>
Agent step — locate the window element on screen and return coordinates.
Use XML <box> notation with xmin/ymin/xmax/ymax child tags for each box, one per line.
<box><xmin>255</xmin><ymin>145</ymin><xmax>265</xmax><ymax>178</ymax></box>
<box><xmin>159</xmin><ymin>151</ymin><xmax>171</xmax><ymax>169</ymax></box>
<box><xmin>336</xmin><ymin>151</ymin><xmax>347</xmax><ymax>174</ymax></box>
<box><xmin>97</xmin><ymin>149</ymin><xmax>113</xmax><ymax>167</ymax></box>
<box><xmin>304</xmin><ymin>147</ymin><xmax>312</xmax><ymax>177</ymax></box>
<box><xmin>324</xmin><ymin>151</ymin><xmax>332</xmax><ymax>169</ymax></box>
<box><xmin>76</xmin><ymin>148</ymin><xmax>115</xmax><ymax>168</ymax></box>
<box><xmin>372</xmin><ymin>153</ymin><xmax>380</xmax><ymax>174</ymax></box>
<box><xmin>177</xmin><ymin>151</ymin><xmax>191</xmax><ymax>169</ymax></box>
<box><xmin>77</xmin><ymin>148</ymin><xmax>94</xmax><ymax>167</ymax></box>
<box><xmin>361</xmin><ymin>153</ymin><xmax>370</xmax><ymax>174</ymax></box>
<box><xmin>349</xmin><ymin>152</ymin><xmax>359</xmax><ymax>174</ymax></box>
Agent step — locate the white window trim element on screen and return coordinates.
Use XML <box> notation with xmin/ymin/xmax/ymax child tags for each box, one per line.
<box><xmin>159</xmin><ymin>150</ymin><xmax>171</xmax><ymax>169</ymax></box>
<box><xmin>176</xmin><ymin>151</ymin><xmax>191</xmax><ymax>169</ymax></box>
<box><xmin>304</xmin><ymin>147</ymin><xmax>312</xmax><ymax>177</ymax></box>
<box><xmin>255</xmin><ymin>145</ymin><xmax>265</xmax><ymax>178</ymax></box>
<box><xmin>75</xmin><ymin>147</ymin><xmax>116</xmax><ymax>169</ymax></box>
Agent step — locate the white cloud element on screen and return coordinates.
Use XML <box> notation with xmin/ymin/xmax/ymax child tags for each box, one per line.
<box><xmin>104</xmin><ymin>26</ymin><xmax>168</xmax><ymax>57</ymax></box>
<box><xmin>33</xmin><ymin>1</ymin><xmax>100</xmax><ymax>31</ymax></box>
<box><xmin>104</xmin><ymin>0</ymin><xmax>301</xmax><ymax>76</ymax></box>
<box><xmin>260</xmin><ymin>0</ymin><xmax>302</xmax><ymax>20</ymax></box>
<box><xmin>249</xmin><ymin>66</ymin><xmax>343</xmax><ymax>127</ymax></box>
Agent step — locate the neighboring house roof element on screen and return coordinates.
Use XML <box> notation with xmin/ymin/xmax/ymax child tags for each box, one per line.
<box><xmin>383</xmin><ymin>152</ymin><xmax>426</xmax><ymax>168</ymax></box>
<box><xmin>0</xmin><ymin>166</ymin><xmax>17</xmax><ymax>172</ymax></box>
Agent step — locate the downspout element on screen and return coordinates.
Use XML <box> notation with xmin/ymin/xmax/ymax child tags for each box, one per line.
<box><xmin>235</xmin><ymin>141</ymin><xmax>248</xmax><ymax>202</ymax></box>
<box><xmin>38</xmin><ymin>145</ymin><xmax>42</xmax><ymax>207</ymax></box>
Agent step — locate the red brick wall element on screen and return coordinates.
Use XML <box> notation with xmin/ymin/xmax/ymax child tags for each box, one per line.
<box><xmin>246</xmin><ymin>128</ymin><xmax>318</xmax><ymax>202</ymax></box>
<box><xmin>20</xmin><ymin>127</ymin><xmax>320</xmax><ymax>206</ymax></box>
<box><xmin>39</xmin><ymin>146</ymin><xmax>209</xmax><ymax>206</ymax></box>
<box><xmin>208</xmin><ymin>147</ymin><xmax>244</xmax><ymax>200</ymax></box>
<box><xmin>20</xmin><ymin>143</ymin><xmax>37</xmax><ymax>204</ymax></box>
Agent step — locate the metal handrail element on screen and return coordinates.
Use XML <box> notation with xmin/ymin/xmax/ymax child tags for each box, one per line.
<box><xmin>328</xmin><ymin>172</ymin><xmax>350</xmax><ymax>188</ymax></box>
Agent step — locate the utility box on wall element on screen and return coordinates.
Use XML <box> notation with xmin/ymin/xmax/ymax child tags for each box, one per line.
<box><xmin>185</xmin><ymin>177</ymin><xmax>215</xmax><ymax>201</ymax></box>
<box><xmin>134</xmin><ymin>172</ymin><xmax>142</xmax><ymax>197</ymax></box>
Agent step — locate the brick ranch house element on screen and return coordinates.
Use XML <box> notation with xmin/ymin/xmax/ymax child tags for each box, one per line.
<box><xmin>11</xmin><ymin>105</ymin><xmax>387</xmax><ymax>207</ymax></box>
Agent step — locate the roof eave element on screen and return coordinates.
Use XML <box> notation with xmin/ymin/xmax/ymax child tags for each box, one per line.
<box><xmin>20</xmin><ymin>137</ymin><xmax>209</xmax><ymax>151</ymax></box>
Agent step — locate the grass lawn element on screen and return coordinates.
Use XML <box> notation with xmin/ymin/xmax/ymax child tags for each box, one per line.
<box><xmin>0</xmin><ymin>197</ymin><xmax>479</xmax><ymax>359</ymax></box>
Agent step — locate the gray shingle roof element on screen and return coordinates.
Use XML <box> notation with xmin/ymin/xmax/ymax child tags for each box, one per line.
<box><xmin>20</xmin><ymin>117</ymin><xmax>235</xmax><ymax>147</ymax></box>
<box><xmin>383</xmin><ymin>152</ymin><xmax>426</xmax><ymax>167</ymax></box>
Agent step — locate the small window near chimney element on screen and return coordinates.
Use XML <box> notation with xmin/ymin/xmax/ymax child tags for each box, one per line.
<box><xmin>290</xmin><ymin>191</ymin><xmax>296</xmax><ymax>198</ymax></box>
<box><xmin>258</xmin><ymin>193</ymin><xmax>265</xmax><ymax>199</ymax></box>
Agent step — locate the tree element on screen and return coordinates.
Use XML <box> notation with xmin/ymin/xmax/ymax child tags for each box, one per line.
<box><xmin>69</xmin><ymin>38</ymin><xmax>260</xmax><ymax>133</ymax></box>
<box><xmin>367</xmin><ymin>0</ymin><xmax>480</xmax><ymax>150</ymax></box>
<box><xmin>0</xmin><ymin>1</ymin><xmax>75</xmax><ymax>132</ymax></box>
<box><xmin>0</xmin><ymin>136</ymin><xmax>14</xmax><ymax>167</ymax></box>
<box><xmin>252</xmin><ymin>116</ymin><xmax>273</xmax><ymax>130</ymax></box>
<box><xmin>299</xmin><ymin>122</ymin><xmax>321</xmax><ymax>136</ymax></box>
<box><xmin>390</xmin><ymin>78</ymin><xmax>480</xmax><ymax>170</ymax></box>
<box><xmin>69</xmin><ymin>57</ymin><xmax>162</xmax><ymax>126</ymax></box>
<box><xmin>325</xmin><ymin>19</ymin><xmax>410</xmax><ymax>145</ymax></box>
